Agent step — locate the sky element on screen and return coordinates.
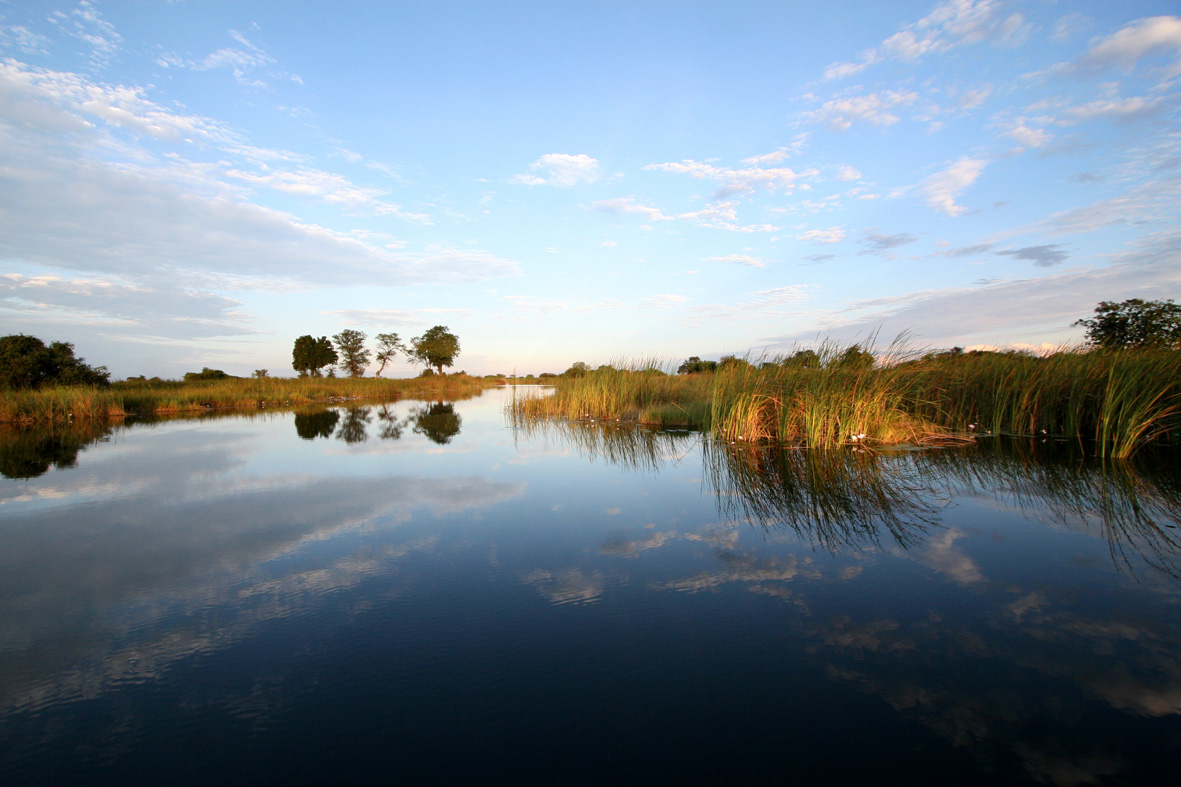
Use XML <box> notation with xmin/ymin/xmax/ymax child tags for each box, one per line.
<box><xmin>1</xmin><ymin>0</ymin><xmax>1179</xmax><ymax>378</ymax></box>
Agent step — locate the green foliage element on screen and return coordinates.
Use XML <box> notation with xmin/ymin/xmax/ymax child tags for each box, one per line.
<box><xmin>253</xmin><ymin>369</ymin><xmax>269</xmax><ymax>379</ymax></box>
<box><xmin>0</xmin><ymin>334</ymin><xmax>110</xmax><ymax>390</ymax></box>
<box><xmin>564</xmin><ymin>361</ymin><xmax>590</xmax><ymax>378</ymax></box>
<box><xmin>410</xmin><ymin>325</ymin><xmax>460</xmax><ymax>375</ymax></box>
<box><xmin>677</xmin><ymin>356</ymin><xmax>718</xmax><ymax>374</ymax></box>
<box><xmin>292</xmin><ymin>335</ymin><xmax>338</xmax><ymax>377</ymax></box>
<box><xmin>333</xmin><ymin>329</ymin><xmax>370</xmax><ymax>377</ymax></box>
<box><xmin>510</xmin><ymin>341</ymin><xmax>1181</xmax><ymax>458</ymax></box>
<box><xmin>1075</xmin><ymin>299</ymin><xmax>1181</xmax><ymax>349</ymax></box>
<box><xmin>373</xmin><ymin>332</ymin><xmax>405</xmax><ymax>377</ymax></box>
<box><xmin>183</xmin><ymin>367</ymin><xmax>229</xmax><ymax>381</ymax></box>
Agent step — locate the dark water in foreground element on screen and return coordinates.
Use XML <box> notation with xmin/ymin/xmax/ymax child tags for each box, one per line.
<box><xmin>2</xmin><ymin>387</ymin><xmax>1180</xmax><ymax>785</ymax></box>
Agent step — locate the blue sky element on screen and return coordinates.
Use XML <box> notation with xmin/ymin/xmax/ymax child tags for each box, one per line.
<box><xmin>1</xmin><ymin>0</ymin><xmax>1179</xmax><ymax>378</ymax></box>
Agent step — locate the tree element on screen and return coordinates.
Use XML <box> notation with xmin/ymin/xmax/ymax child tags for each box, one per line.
<box><xmin>410</xmin><ymin>326</ymin><xmax>460</xmax><ymax>375</ymax></box>
<box><xmin>292</xmin><ymin>335</ymin><xmax>337</xmax><ymax>377</ymax></box>
<box><xmin>677</xmin><ymin>356</ymin><xmax>718</xmax><ymax>374</ymax></box>
<box><xmin>1074</xmin><ymin>299</ymin><xmax>1181</xmax><ymax>349</ymax></box>
<box><xmin>373</xmin><ymin>332</ymin><xmax>405</xmax><ymax>378</ymax></box>
<box><xmin>831</xmin><ymin>345</ymin><xmax>875</xmax><ymax>370</ymax></box>
<box><xmin>333</xmin><ymin>329</ymin><xmax>370</xmax><ymax>377</ymax></box>
<box><xmin>783</xmin><ymin>349</ymin><xmax>820</xmax><ymax>369</ymax></box>
<box><xmin>563</xmin><ymin>361</ymin><xmax>590</xmax><ymax>378</ymax></box>
<box><xmin>0</xmin><ymin>335</ymin><xmax>110</xmax><ymax>390</ymax></box>
<box><xmin>184</xmin><ymin>367</ymin><xmax>229</xmax><ymax>381</ymax></box>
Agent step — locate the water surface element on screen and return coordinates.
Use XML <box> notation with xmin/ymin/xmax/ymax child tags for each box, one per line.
<box><xmin>1</xmin><ymin>387</ymin><xmax>1179</xmax><ymax>785</ymax></box>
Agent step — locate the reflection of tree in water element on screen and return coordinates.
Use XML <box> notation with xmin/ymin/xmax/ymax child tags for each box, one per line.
<box><xmin>0</xmin><ymin>421</ymin><xmax>117</xmax><ymax>479</ymax></box>
<box><xmin>335</xmin><ymin>407</ymin><xmax>372</xmax><ymax>444</ymax></box>
<box><xmin>411</xmin><ymin>402</ymin><xmax>462</xmax><ymax>445</ymax></box>
<box><xmin>376</xmin><ymin>404</ymin><xmax>406</xmax><ymax>441</ymax></box>
<box><xmin>294</xmin><ymin>409</ymin><xmax>340</xmax><ymax>440</ymax></box>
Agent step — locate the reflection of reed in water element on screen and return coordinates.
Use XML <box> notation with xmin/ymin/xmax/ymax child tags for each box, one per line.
<box><xmin>510</xmin><ymin>417</ymin><xmax>698</xmax><ymax>474</ymax></box>
<box><xmin>705</xmin><ymin>442</ymin><xmax>940</xmax><ymax>551</ymax></box>
<box><xmin>920</xmin><ymin>440</ymin><xmax>1181</xmax><ymax>578</ymax></box>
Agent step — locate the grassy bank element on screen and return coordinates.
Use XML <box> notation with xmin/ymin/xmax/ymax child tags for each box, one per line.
<box><xmin>0</xmin><ymin>374</ymin><xmax>494</xmax><ymax>424</ymax></box>
<box><xmin>508</xmin><ymin>345</ymin><xmax>1181</xmax><ymax>458</ymax></box>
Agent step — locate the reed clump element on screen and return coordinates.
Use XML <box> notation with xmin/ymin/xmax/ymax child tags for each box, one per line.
<box><xmin>0</xmin><ymin>374</ymin><xmax>494</xmax><ymax>424</ymax></box>
<box><xmin>508</xmin><ymin>344</ymin><xmax>1180</xmax><ymax>457</ymax></box>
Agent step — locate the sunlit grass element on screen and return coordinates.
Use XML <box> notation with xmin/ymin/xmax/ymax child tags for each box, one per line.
<box><xmin>508</xmin><ymin>344</ymin><xmax>1181</xmax><ymax>457</ymax></box>
<box><xmin>0</xmin><ymin>374</ymin><xmax>494</xmax><ymax>424</ymax></box>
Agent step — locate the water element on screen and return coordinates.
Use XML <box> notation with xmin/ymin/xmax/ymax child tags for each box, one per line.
<box><xmin>1</xmin><ymin>387</ymin><xmax>1179</xmax><ymax>785</ymax></box>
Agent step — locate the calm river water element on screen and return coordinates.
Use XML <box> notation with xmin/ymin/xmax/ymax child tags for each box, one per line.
<box><xmin>1</xmin><ymin>386</ymin><xmax>1180</xmax><ymax>785</ymax></box>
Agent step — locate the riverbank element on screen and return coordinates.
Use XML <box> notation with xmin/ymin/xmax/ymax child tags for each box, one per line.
<box><xmin>0</xmin><ymin>374</ymin><xmax>495</xmax><ymax>424</ymax></box>
<box><xmin>508</xmin><ymin>346</ymin><xmax>1181</xmax><ymax>458</ymax></box>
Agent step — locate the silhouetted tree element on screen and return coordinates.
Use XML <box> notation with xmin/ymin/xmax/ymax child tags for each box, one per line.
<box><xmin>0</xmin><ymin>335</ymin><xmax>110</xmax><ymax>390</ymax></box>
<box><xmin>1075</xmin><ymin>299</ymin><xmax>1181</xmax><ymax>349</ymax></box>
<box><xmin>333</xmin><ymin>329</ymin><xmax>370</xmax><ymax>377</ymax></box>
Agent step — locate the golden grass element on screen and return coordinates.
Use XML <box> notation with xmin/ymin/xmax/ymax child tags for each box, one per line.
<box><xmin>508</xmin><ymin>344</ymin><xmax>1181</xmax><ymax>457</ymax></box>
<box><xmin>0</xmin><ymin>374</ymin><xmax>494</xmax><ymax>424</ymax></box>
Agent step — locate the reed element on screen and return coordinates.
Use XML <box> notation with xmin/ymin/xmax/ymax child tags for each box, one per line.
<box><xmin>508</xmin><ymin>344</ymin><xmax>1180</xmax><ymax>457</ymax></box>
<box><xmin>0</xmin><ymin>374</ymin><xmax>494</xmax><ymax>424</ymax></box>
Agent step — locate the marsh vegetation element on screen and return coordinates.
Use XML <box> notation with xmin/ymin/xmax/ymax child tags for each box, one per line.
<box><xmin>509</xmin><ymin>342</ymin><xmax>1181</xmax><ymax>458</ymax></box>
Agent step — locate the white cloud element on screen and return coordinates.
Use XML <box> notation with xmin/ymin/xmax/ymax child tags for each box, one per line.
<box><xmin>823</xmin><ymin>0</ymin><xmax>1031</xmax><ymax>80</ymax></box>
<box><xmin>763</xmin><ymin>235</ymin><xmax>1181</xmax><ymax>349</ymax></box>
<box><xmin>591</xmin><ymin>197</ymin><xmax>671</xmax><ymax>222</ymax></box>
<box><xmin>1071</xmin><ymin>16</ymin><xmax>1181</xmax><ymax>76</ymax></box>
<box><xmin>798</xmin><ymin>227</ymin><xmax>846</xmax><ymax>244</ymax></box>
<box><xmin>835</xmin><ymin>166</ymin><xmax>862</xmax><ymax>181</ymax></box>
<box><xmin>704</xmin><ymin>254</ymin><xmax>766</xmax><ymax>268</ymax></box>
<box><xmin>1001</xmin><ymin>123</ymin><xmax>1051</xmax><ymax>148</ymax></box>
<box><xmin>47</xmin><ymin>1</ymin><xmax>123</xmax><ymax>70</ymax></box>
<box><xmin>804</xmin><ymin>90</ymin><xmax>919</xmax><ymax>131</ymax></box>
<box><xmin>224</xmin><ymin>166</ymin><xmax>431</xmax><ymax>223</ymax></box>
<box><xmin>644</xmin><ymin>158</ymin><xmax>816</xmax><ymax>198</ymax></box>
<box><xmin>921</xmin><ymin>157</ymin><xmax>988</xmax><ymax>216</ymax></box>
<box><xmin>678</xmin><ymin>202</ymin><xmax>779</xmax><ymax>233</ymax></box>
<box><xmin>511</xmin><ymin>153</ymin><xmax>600</xmax><ymax>187</ymax></box>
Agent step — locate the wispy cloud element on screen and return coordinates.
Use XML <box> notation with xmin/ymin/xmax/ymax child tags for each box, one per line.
<box><xmin>823</xmin><ymin>0</ymin><xmax>1032</xmax><ymax>80</ymax></box>
<box><xmin>511</xmin><ymin>153</ymin><xmax>600</xmax><ymax>187</ymax></box>
<box><xmin>704</xmin><ymin>254</ymin><xmax>766</xmax><ymax>268</ymax></box>
<box><xmin>47</xmin><ymin>1</ymin><xmax>122</xmax><ymax>70</ymax></box>
<box><xmin>644</xmin><ymin>158</ymin><xmax>816</xmax><ymax>198</ymax></box>
<box><xmin>678</xmin><ymin>202</ymin><xmax>778</xmax><ymax>233</ymax></box>
<box><xmin>798</xmin><ymin>227</ymin><xmax>846</xmax><ymax>244</ymax></box>
<box><xmin>591</xmin><ymin>197</ymin><xmax>671</xmax><ymax>222</ymax></box>
<box><xmin>804</xmin><ymin>90</ymin><xmax>919</xmax><ymax>131</ymax></box>
<box><xmin>921</xmin><ymin>157</ymin><xmax>988</xmax><ymax>216</ymax></box>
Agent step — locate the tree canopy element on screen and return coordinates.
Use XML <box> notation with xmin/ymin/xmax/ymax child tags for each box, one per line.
<box><xmin>1074</xmin><ymin>299</ymin><xmax>1181</xmax><ymax>349</ymax></box>
<box><xmin>292</xmin><ymin>335</ymin><xmax>337</xmax><ymax>377</ymax></box>
<box><xmin>0</xmin><ymin>335</ymin><xmax>110</xmax><ymax>390</ymax></box>
<box><xmin>677</xmin><ymin>356</ymin><xmax>718</xmax><ymax>374</ymax></box>
<box><xmin>333</xmin><ymin>329</ymin><xmax>370</xmax><ymax>377</ymax></box>
<box><xmin>410</xmin><ymin>326</ymin><xmax>460</xmax><ymax>375</ymax></box>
